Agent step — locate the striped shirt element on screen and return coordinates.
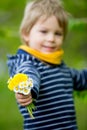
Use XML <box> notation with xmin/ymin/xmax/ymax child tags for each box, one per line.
<box><xmin>7</xmin><ymin>49</ymin><xmax>87</xmax><ymax>130</ymax></box>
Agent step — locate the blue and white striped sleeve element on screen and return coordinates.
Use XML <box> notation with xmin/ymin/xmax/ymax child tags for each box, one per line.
<box><xmin>16</xmin><ymin>60</ymin><xmax>40</xmax><ymax>99</ymax></box>
<box><xmin>70</xmin><ymin>68</ymin><xmax>87</xmax><ymax>91</ymax></box>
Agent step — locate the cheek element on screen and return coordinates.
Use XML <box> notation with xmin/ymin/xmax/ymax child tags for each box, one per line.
<box><xmin>56</xmin><ymin>39</ymin><xmax>63</xmax><ymax>47</ymax></box>
<box><xmin>58</xmin><ymin>38</ymin><xmax>63</xmax><ymax>44</ymax></box>
<box><xmin>35</xmin><ymin>37</ymin><xmax>43</xmax><ymax>44</ymax></box>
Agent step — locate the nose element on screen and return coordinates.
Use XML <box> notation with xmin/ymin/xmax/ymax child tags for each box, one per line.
<box><xmin>46</xmin><ymin>33</ymin><xmax>55</xmax><ymax>43</ymax></box>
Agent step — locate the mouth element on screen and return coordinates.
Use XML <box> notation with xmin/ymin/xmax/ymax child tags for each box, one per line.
<box><xmin>42</xmin><ymin>45</ymin><xmax>56</xmax><ymax>52</ymax></box>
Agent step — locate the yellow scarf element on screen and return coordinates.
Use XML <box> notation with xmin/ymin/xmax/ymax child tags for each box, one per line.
<box><xmin>19</xmin><ymin>45</ymin><xmax>64</xmax><ymax>65</ymax></box>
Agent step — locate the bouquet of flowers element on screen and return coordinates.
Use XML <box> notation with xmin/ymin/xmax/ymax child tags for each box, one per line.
<box><xmin>7</xmin><ymin>73</ymin><xmax>35</xmax><ymax>119</ymax></box>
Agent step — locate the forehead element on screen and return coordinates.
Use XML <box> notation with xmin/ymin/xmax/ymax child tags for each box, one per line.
<box><xmin>34</xmin><ymin>15</ymin><xmax>63</xmax><ymax>31</ymax></box>
<box><xmin>36</xmin><ymin>15</ymin><xmax>57</xmax><ymax>24</ymax></box>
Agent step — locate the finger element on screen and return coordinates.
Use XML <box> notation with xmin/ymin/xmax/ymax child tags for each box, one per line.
<box><xmin>15</xmin><ymin>93</ymin><xmax>32</xmax><ymax>105</ymax></box>
<box><xmin>17</xmin><ymin>96</ymin><xmax>32</xmax><ymax>103</ymax></box>
<box><xmin>15</xmin><ymin>93</ymin><xmax>23</xmax><ymax>99</ymax></box>
<box><xmin>21</xmin><ymin>100</ymin><xmax>33</xmax><ymax>107</ymax></box>
<box><xmin>15</xmin><ymin>93</ymin><xmax>32</xmax><ymax>99</ymax></box>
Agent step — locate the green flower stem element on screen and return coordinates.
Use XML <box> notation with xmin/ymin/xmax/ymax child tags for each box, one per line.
<box><xmin>27</xmin><ymin>102</ymin><xmax>36</xmax><ymax>119</ymax></box>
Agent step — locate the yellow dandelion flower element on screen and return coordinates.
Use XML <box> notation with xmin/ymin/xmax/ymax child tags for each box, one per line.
<box><xmin>7</xmin><ymin>73</ymin><xmax>28</xmax><ymax>91</ymax></box>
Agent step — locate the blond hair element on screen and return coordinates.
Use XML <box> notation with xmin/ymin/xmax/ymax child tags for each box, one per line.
<box><xmin>20</xmin><ymin>0</ymin><xmax>69</xmax><ymax>42</ymax></box>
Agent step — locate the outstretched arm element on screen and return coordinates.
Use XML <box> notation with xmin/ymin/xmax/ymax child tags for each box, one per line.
<box><xmin>7</xmin><ymin>53</ymin><xmax>40</xmax><ymax>107</ymax></box>
<box><xmin>16</xmin><ymin>60</ymin><xmax>41</xmax><ymax>100</ymax></box>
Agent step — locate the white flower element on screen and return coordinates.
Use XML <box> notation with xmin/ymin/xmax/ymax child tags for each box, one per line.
<box><xmin>28</xmin><ymin>78</ymin><xmax>33</xmax><ymax>88</ymax></box>
<box><xmin>19</xmin><ymin>81</ymin><xmax>29</xmax><ymax>88</ymax></box>
<box><xmin>23</xmin><ymin>87</ymin><xmax>31</xmax><ymax>95</ymax></box>
<box><xmin>7</xmin><ymin>77</ymin><xmax>12</xmax><ymax>83</ymax></box>
<box><xmin>14</xmin><ymin>86</ymin><xmax>19</xmax><ymax>93</ymax></box>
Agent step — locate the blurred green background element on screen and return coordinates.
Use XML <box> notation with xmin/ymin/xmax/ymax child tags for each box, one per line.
<box><xmin>0</xmin><ymin>0</ymin><xmax>87</xmax><ymax>130</ymax></box>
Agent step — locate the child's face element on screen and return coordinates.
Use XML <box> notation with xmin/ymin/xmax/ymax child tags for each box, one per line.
<box><xmin>24</xmin><ymin>15</ymin><xmax>64</xmax><ymax>53</ymax></box>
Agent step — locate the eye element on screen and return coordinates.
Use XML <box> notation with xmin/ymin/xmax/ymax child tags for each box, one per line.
<box><xmin>55</xmin><ymin>32</ymin><xmax>62</xmax><ymax>36</ymax></box>
<box><xmin>40</xmin><ymin>30</ymin><xmax>47</xmax><ymax>34</ymax></box>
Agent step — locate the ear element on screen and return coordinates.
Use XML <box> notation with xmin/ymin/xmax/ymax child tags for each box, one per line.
<box><xmin>21</xmin><ymin>30</ymin><xmax>29</xmax><ymax>43</ymax></box>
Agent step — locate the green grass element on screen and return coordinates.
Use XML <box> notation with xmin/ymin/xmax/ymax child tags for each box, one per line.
<box><xmin>0</xmin><ymin>77</ymin><xmax>23</xmax><ymax>130</ymax></box>
<box><xmin>75</xmin><ymin>96</ymin><xmax>87</xmax><ymax>130</ymax></box>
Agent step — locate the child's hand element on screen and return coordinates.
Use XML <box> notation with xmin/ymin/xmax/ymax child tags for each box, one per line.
<box><xmin>15</xmin><ymin>93</ymin><xmax>32</xmax><ymax>107</ymax></box>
